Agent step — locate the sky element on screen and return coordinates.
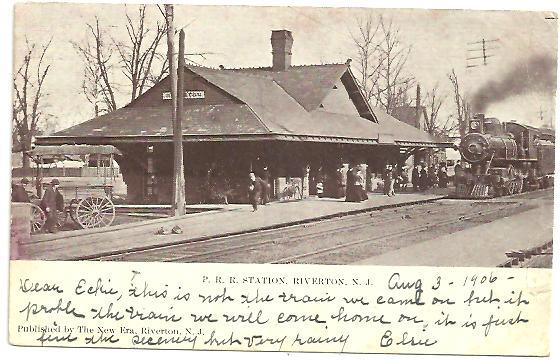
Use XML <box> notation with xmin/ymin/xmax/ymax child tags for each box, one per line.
<box><xmin>12</xmin><ymin>2</ymin><xmax>558</xmax><ymax>132</ymax></box>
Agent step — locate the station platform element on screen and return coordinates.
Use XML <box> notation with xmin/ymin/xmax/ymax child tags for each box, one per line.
<box><xmin>19</xmin><ymin>191</ymin><xmax>446</xmax><ymax>261</ymax></box>
<box><xmin>353</xmin><ymin>198</ymin><xmax>553</xmax><ymax>267</ymax></box>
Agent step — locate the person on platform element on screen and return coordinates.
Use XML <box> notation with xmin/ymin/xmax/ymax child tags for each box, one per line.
<box><xmin>412</xmin><ymin>165</ymin><xmax>420</xmax><ymax>191</ymax></box>
<box><xmin>345</xmin><ymin>165</ymin><xmax>356</xmax><ymax>202</ymax></box>
<box><xmin>261</xmin><ymin>167</ymin><xmax>271</xmax><ymax>205</ymax></box>
<box><xmin>354</xmin><ymin>166</ymin><xmax>368</xmax><ymax>201</ymax></box>
<box><xmin>399</xmin><ymin>166</ymin><xmax>409</xmax><ymax>192</ymax></box>
<box><xmin>345</xmin><ymin>164</ymin><xmax>364</xmax><ymax>202</ymax></box>
<box><xmin>419</xmin><ymin>164</ymin><xmax>428</xmax><ymax>191</ymax></box>
<box><xmin>454</xmin><ymin>161</ymin><xmax>463</xmax><ymax>187</ymax></box>
<box><xmin>392</xmin><ymin>164</ymin><xmax>401</xmax><ymax>193</ymax></box>
<box><xmin>248</xmin><ymin>172</ymin><xmax>263</xmax><ymax>211</ymax></box>
<box><xmin>11</xmin><ymin>178</ymin><xmax>30</xmax><ymax>203</ymax></box>
<box><xmin>383</xmin><ymin>164</ymin><xmax>395</xmax><ymax>197</ymax></box>
<box><xmin>438</xmin><ymin>165</ymin><xmax>448</xmax><ymax>188</ymax></box>
<box><xmin>41</xmin><ymin>179</ymin><xmax>63</xmax><ymax>233</ymax></box>
<box><xmin>428</xmin><ymin>165</ymin><xmax>438</xmax><ymax>188</ymax></box>
<box><xmin>335</xmin><ymin>167</ymin><xmax>345</xmax><ymax>198</ymax></box>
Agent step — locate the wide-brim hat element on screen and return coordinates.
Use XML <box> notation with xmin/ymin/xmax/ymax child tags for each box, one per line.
<box><xmin>50</xmin><ymin>179</ymin><xmax>60</xmax><ymax>185</ymax></box>
<box><xmin>21</xmin><ymin>177</ymin><xmax>30</xmax><ymax>184</ymax></box>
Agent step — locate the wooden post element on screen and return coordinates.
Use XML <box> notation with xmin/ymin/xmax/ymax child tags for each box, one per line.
<box><xmin>110</xmin><ymin>153</ymin><xmax>114</xmax><ymax>181</ymax></box>
<box><xmin>37</xmin><ymin>157</ymin><xmax>43</xmax><ymax>198</ymax></box>
<box><xmin>103</xmin><ymin>155</ymin><xmax>107</xmax><ymax>185</ymax></box>
<box><xmin>302</xmin><ymin>164</ymin><xmax>310</xmax><ymax>198</ymax></box>
<box><xmin>165</xmin><ymin>5</ymin><xmax>185</xmax><ymax>215</ymax></box>
<box><xmin>174</xmin><ymin>30</ymin><xmax>187</xmax><ymax>215</ymax></box>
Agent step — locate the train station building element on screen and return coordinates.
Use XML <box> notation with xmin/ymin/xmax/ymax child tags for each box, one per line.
<box><xmin>37</xmin><ymin>30</ymin><xmax>452</xmax><ymax>204</ymax></box>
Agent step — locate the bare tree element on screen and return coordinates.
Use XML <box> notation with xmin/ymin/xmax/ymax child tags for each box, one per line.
<box><xmin>113</xmin><ymin>5</ymin><xmax>168</xmax><ymax>103</ymax></box>
<box><xmin>351</xmin><ymin>14</ymin><xmax>383</xmax><ymax>104</ymax></box>
<box><xmin>351</xmin><ymin>15</ymin><xmax>414</xmax><ymax>114</ymax></box>
<box><xmin>13</xmin><ymin>37</ymin><xmax>53</xmax><ymax>169</ymax></box>
<box><xmin>80</xmin><ymin>59</ymin><xmax>105</xmax><ymax>117</ymax></box>
<box><xmin>423</xmin><ymin>85</ymin><xmax>457</xmax><ymax>138</ymax></box>
<box><xmin>72</xmin><ymin>18</ymin><xmax>118</xmax><ymax>115</ymax></box>
<box><xmin>448</xmin><ymin>69</ymin><xmax>470</xmax><ymax>138</ymax></box>
<box><xmin>73</xmin><ymin>5</ymin><xmax>213</xmax><ymax>116</ymax></box>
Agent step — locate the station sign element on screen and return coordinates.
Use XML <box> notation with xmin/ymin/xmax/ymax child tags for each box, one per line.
<box><xmin>162</xmin><ymin>90</ymin><xmax>205</xmax><ymax>100</ymax></box>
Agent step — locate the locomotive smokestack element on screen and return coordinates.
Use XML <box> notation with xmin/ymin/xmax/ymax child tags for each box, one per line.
<box><xmin>472</xmin><ymin>113</ymin><xmax>485</xmax><ymax>133</ymax></box>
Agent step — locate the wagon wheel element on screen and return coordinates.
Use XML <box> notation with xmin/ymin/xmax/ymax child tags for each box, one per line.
<box><xmin>30</xmin><ymin>204</ymin><xmax>46</xmax><ymax>234</ymax></box>
<box><xmin>74</xmin><ymin>197</ymin><xmax>116</xmax><ymax>229</ymax></box>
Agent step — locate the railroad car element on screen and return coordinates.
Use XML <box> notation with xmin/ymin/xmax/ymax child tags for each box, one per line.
<box><xmin>456</xmin><ymin>113</ymin><xmax>555</xmax><ymax>198</ymax></box>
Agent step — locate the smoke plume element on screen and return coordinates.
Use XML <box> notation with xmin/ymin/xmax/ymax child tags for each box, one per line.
<box><xmin>470</xmin><ymin>54</ymin><xmax>557</xmax><ymax>113</ymax></box>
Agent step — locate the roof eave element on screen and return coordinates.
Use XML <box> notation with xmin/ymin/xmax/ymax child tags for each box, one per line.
<box><xmin>35</xmin><ymin>133</ymin><xmax>381</xmax><ymax>145</ymax></box>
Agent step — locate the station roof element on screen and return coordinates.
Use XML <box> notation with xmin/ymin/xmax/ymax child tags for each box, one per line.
<box><xmin>27</xmin><ymin>144</ymin><xmax>122</xmax><ymax>156</ymax></box>
<box><xmin>223</xmin><ymin>64</ymin><xmax>349</xmax><ymax>112</ymax></box>
<box><xmin>40</xmin><ymin>64</ymin><xmax>451</xmax><ymax>148</ymax></box>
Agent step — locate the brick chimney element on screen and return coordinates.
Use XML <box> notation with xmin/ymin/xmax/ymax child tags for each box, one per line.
<box><xmin>271</xmin><ymin>30</ymin><xmax>293</xmax><ymax>71</ymax></box>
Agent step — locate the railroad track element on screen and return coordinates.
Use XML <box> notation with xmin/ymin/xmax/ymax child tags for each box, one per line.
<box><xmin>90</xmin><ymin>201</ymin><xmax>451</xmax><ymax>261</ymax></box>
<box><xmin>91</xmin><ymin>199</ymin><xmax>530</xmax><ymax>263</ymax></box>
<box><xmin>270</xmin><ymin>203</ymin><xmax>523</xmax><ymax>264</ymax></box>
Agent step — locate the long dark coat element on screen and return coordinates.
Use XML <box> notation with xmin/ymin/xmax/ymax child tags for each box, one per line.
<box><xmin>438</xmin><ymin>168</ymin><xmax>448</xmax><ymax>188</ymax></box>
<box><xmin>335</xmin><ymin>171</ymin><xmax>345</xmax><ymax>198</ymax></box>
<box><xmin>383</xmin><ymin>168</ymin><xmax>393</xmax><ymax>195</ymax></box>
<box><xmin>249</xmin><ymin>177</ymin><xmax>263</xmax><ymax>209</ymax></box>
<box><xmin>345</xmin><ymin>168</ymin><xmax>362</xmax><ymax>202</ymax></box>
<box><xmin>41</xmin><ymin>186</ymin><xmax>63</xmax><ymax>232</ymax></box>
<box><xmin>419</xmin><ymin>169</ymin><xmax>428</xmax><ymax>190</ymax></box>
<box><xmin>411</xmin><ymin>168</ymin><xmax>420</xmax><ymax>190</ymax></box>
<box><xmin>259</xmin><ymin>174</ymin><xmax>270</xmax><ymax>204</ymax></box>
<box><xmin>12</xmin><ymin>184</ymin><xmax>30</xmax><ymax>203</ymax></box>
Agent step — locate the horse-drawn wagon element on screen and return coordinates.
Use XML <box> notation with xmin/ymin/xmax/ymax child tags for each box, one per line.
<box><xmin>24</xmin><ymin>145</ymin><xmax>122</xmax><ymax>233</ymax></box>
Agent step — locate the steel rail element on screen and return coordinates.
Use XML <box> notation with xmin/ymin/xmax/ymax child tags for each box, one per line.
<box><xmin>270</xmin><ymin>205</ymin><xmax>518</xmax><ymax>264</ymax></box>
<box><xmin>92</xmin><ymin>202</ymin><xmax>458</xmax><ymax>261</ymax></box>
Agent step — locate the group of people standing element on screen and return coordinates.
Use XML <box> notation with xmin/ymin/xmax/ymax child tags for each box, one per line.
<box><xmin>411</xmin><ymin>163</ymin><xmax>451</xmax><ymax>191</ymax></box>
<box><xmin>11</xmin><ymin>178</ymin><xmax>64</xmax><ymax>233</ymax></box>
<box><xmin>247</xmin><ymin>160</ymin><xmax>463</xmax><ymax>210</ymax></box>
<box><xmin>382</xmin><ymin>164</ymin><xmax>409</xmax><ymax>197</ymax></box>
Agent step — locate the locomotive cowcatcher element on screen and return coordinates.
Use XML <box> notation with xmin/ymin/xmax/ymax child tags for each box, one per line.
<box><xmin>456</xmin><ymin>113</ymin><xmax>554</xmax><ymax>198</ymax></box>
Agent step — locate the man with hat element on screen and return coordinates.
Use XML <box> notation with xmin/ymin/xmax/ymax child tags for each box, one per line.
<box><xmin>248</xmin><ymin>172</ymin><xmax>263</xmax><ymax>211</ymax></box>
<box><xmin>11</xmin><ymin>178</ymin><xmax>31</xmax><ymax>203</ymax></box>
<box><xmin>41</xmin><ymin>179</ymin><xmax>63</xmax><ymax>233</ymax></box>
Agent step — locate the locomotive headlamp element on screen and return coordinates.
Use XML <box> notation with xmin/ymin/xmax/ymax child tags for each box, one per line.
<box><xmin>470</xmin><ymin>121</ymin><xmax>479</xmax><ymax>130</ymax></box>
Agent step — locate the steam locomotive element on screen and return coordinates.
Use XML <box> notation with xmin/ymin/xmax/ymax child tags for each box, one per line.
<box><xmin>456</xmin><ymin>113</ymin><xmax>555</xmax><ymax>198</ymax></box>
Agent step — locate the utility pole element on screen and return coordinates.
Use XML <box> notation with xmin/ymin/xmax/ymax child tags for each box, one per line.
<box><xmin>466</xmin><ymin>38</ymin><xmax>499</xmax><ymax>68</ymax></box>
<box><xmin>165</xmin><ymin>4</ymin><xmax>186</xmax><ymax>216</ymax></box>
<box><xmin>175</xmin><ymin>29</ymin><xmax>187</xmax><ymax>215</ymax></box>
